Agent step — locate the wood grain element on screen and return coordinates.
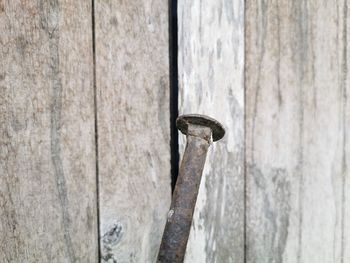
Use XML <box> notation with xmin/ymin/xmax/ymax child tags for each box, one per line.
<box><xmin>178</xmin><ymin>0</ymin><xmax>245</xmax><ymax>262</ymax></box>
<box><xmin>246</xmin><ymin>0</ymin><xmax>350</xmax><ymax>262</ymax></box>
<box><xmin>0</xmin><ymin>0</ymin><xmax>98</xmax><ymax>262</ymax></box>
<box><xmin>94</xmin><ymin>0</ymin><xmax>171</xmax><ymax>262</ymax></box>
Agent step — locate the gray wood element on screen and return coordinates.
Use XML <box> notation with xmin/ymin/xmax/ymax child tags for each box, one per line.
<box><xmin>178</xmin><ymin>0</ymin><xmax>245</xmax><ymax>262</ymax></box>
<box><xmin>94</xmin><ymin>1</ymin><xmax>171</xmax><ymax>262</ymax></box>
<box><xmin>0</xmin><ymin>0</ymin><xmax>98</xmax><ymax>262</ymax></box>
<box><xmin>246</xmin><ymin>0</ymin><xmax>350</xmax><ymax>262</ymax></box>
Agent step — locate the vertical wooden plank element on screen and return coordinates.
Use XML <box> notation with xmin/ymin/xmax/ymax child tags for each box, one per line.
<box><xmin>246</xmin><ymin>0</ymin><xmax>350</xmax><ymax>262</ymax></box>
<box><xmin>95</xmin><ymin>0</ymin><xmax>171</xmax><ymax>262</ymax></box>
<box><xmin>178</xmin><ymin>0</ymin><xmax>245</xmax><ymax>262</ymax></box>
<box><xmin>0</xmin><ymin>0</ymin><xmax>97</xmax><ymax>262</ymax></box>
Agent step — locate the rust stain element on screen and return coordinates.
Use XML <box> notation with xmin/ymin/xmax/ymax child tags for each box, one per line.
<box><xmin>0</xmin><ymin>0</ymin><xmax>4</xmax><ymax>12</ymax></box>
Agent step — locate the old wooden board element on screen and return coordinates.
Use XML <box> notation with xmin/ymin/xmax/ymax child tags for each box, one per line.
<box><xmin>94</xmin><ymin>0</ymin><xmax>171</xmax><ymax>262</ymax></box>
<box><xmin>178</xmin><ymin>0</ymin><xmax>245</xmax><ymax>262</ymax></box>
<box><xmin>246</xmin><ymin>0</ymin><xmax>350</xmax><ymax>262</ymax></box>
<box><xmin>0</xmin><ymin>0</ymin><xmax>98</xmax><ymax>262</ymax></box>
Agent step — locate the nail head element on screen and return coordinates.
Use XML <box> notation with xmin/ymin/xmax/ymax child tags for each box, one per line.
<box><xmin>176</xmin><ymin>114</ymin><xmax>225</xmax><ymax>141</ymax></box>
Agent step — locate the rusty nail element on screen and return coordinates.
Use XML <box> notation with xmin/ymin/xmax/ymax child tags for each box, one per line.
<box><xmin>157</xmin><ymin>114</ymin><xmax>225</xmax><ymax>263</ymax></box>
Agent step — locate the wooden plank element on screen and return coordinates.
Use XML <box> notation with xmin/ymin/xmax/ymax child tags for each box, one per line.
<box><xmin>94</xmin><ymin>0</ymin><xmax>171</xmax><ymax>262</ymax></box>
<box><xmin>178</xmin><ymin>0</ymin><xmax>245</xmax><ymax>262</ymax></box>
<box><xmin>246</xmin><ymin>0</ymin><xmax>350</xmax><ymax>262</ymax></box>
<box><xmin>0</xmin><ymin>0</ymin><xmax>97</xmax><ymax>262</ymax></box>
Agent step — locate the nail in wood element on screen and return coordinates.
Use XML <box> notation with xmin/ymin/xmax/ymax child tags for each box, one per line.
<box><xmin>157</xmin><ymin>114</ymin><xmax>225</xmax><ymax>263</ymax></box>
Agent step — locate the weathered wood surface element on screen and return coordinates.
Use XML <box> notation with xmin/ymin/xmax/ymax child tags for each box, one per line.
<box><xmin>178</xmin><ymin>0</ymin><xmax>245</xmax><ymax>262</ymax></box>
<box><xmin>95</xmin><ymin>0</ymin><xmax>171</xmax><ymax>262</ymax></box>
<box><xmin>246</xmin><ymin>0</ymin><xmax>350</xmax><ymax>262</ymax></box>
<box><xmin>0</xmin><ymin>0</ymin><xmax>98</xmax><ymax>262</ymax></box>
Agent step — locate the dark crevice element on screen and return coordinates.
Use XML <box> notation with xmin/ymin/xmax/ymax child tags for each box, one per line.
<box><xmin>243</xmin><ymin>2</ymin><xmax>247</xmax><ymax>263</ymax></box>
<box><xmin>169</xmin><ymin>0</ymin><xmax>179</xmax><ymax>193</ymax></box>
<box><xmin>91</xmin><ymin>0</ymin><xmax>101</xmax><ymax>261</ymax></box>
